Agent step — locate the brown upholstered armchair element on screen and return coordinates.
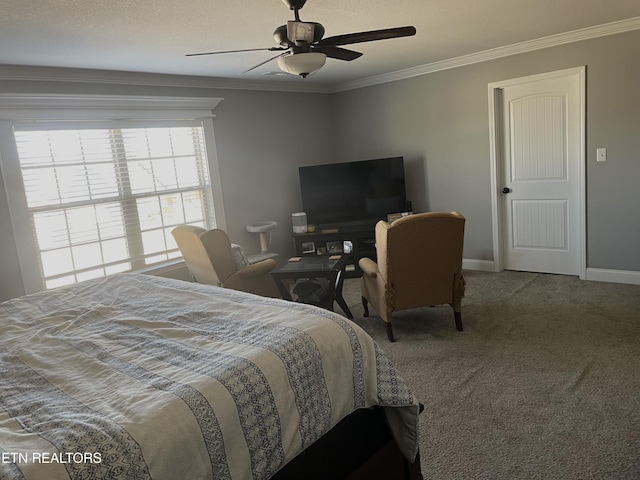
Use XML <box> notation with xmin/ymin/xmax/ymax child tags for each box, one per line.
<box><xmin>172</xmin><ymin>225</ymin><xmax>280</xmax><ymax>298</ymax></box>
<box><xmin>359</xmin><ymin>212</ymin><xmax>466</xmax><ymax>342</ymax></box>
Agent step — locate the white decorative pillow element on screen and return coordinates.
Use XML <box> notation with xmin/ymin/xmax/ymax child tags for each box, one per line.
<box><xmin>230</xmin><ymin>244</ymin><xmax>249</xmax><ymax>271</ymax></box>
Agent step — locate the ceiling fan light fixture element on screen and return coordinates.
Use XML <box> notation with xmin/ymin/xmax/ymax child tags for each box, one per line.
<box><xmin>277</xmin><ymin>52</ymin><xmax>326</xmax><ymax>78</ymax></box>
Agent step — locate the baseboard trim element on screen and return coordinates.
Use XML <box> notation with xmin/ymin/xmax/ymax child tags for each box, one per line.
<box><xmin>585</xmin><ymin>268</ymin><xmax>640</xmax><ymax>285</ymax></box>
<box><xmin>462</xmin><ymin>261</ymin><xmax>640</xmax><ymax>285</ymax></box>
<box><xmin>462</xmin><ymin>259</ymin><xmax>497</xmax><ymax>272</ymax></box>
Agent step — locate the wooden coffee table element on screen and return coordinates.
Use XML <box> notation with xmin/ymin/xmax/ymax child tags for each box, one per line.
<box><xmin>270</xmin><ymin>255</ymin><xmax>353</xmax><ymax>319</ymax></box>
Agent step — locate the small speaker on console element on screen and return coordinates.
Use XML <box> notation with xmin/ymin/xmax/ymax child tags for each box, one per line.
<box><xmin>292</xmin><ymin>212</ymin><xmax>308</xmax><ymax>234</ymax></box>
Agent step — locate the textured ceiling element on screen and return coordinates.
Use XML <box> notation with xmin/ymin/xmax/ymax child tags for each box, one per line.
<box><xmin>1</xmin><ymin>0</ymin><xmax>639</xmax><ymax>87</ymax></box>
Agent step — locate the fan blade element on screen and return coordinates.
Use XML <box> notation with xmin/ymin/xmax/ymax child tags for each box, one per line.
<box><xmin>313</xmin><ymin>46</ymin><xmax>362</xmax><ymax>61</ymax></box>
<box><xmin>240</xmin><ymin>52</ymin><xmax>290</xmax><ymax>74</ymax></box>
<box><xmin>186</xmin><ymin>47</ymin><xmax>288</xmax><ymax>57</ymax></box>
<box><xmin>317</xmin><ymin>26</ymin><xmax>416</xmax><ymax>48</ymax></box>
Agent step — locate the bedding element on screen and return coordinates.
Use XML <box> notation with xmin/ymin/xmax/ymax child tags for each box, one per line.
<box><xmin>0</xmin><ymin>273</ymin><xmax>420</xmax><ymax>480</ymax></box>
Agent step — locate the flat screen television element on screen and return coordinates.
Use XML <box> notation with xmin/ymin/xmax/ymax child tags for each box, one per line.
<box><xmin>298</xmin><ymin>157</ymin><xmax>407</xmax><ymax>227</ymax></box>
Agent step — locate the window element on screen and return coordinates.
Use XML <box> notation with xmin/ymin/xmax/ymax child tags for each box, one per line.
<box><xmin>0</xmin><ymin>95</ymin><xmax>224</xmax><ymax>293</ymax></box>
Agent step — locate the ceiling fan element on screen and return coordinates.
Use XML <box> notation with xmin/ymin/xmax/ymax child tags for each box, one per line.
<box><xmin>186</xmin><ymin>0</ymin><xmax>417</xmax><ymax>78</ymax></box>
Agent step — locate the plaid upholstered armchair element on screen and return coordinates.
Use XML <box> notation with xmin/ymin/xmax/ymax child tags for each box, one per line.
<box><xmin>172</xmin><ymin>225</ymin><xmax>280</xmax><ymax>298</ymax></box>
<box><xmin>359</xmin><ymin>212</ymin><xmax>466</xmax><ymax>342</ymax></box>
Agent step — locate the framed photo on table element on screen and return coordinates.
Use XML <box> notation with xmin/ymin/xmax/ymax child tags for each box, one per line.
<box><xmin>301</xmin><ymin>241</ymin><xmax>315</xmax><ymax>254</ymax></box>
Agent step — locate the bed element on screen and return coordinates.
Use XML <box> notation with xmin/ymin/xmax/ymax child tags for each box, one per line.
<box><xmin>0</xmin><ymin>273</ymin><xmax>422</xmax><ymax>480</ymax></box>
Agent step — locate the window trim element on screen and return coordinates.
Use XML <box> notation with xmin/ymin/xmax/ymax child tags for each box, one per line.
<box><xmin>0</xmin><ymin>94</ymin><xmax>225</xmax><ymax>294</ymax></box>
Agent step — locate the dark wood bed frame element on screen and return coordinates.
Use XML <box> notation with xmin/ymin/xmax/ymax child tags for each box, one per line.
<box><xmin>272</xmin><ymin>405</ymin><xmax>423</xmax><ymax>480</ymax></box>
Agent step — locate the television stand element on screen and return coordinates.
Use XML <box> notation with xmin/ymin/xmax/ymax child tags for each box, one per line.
<box><xmin>292</xmin><ymin>224</ymin><xmax>377</xmax><ymax>278</ymax></box>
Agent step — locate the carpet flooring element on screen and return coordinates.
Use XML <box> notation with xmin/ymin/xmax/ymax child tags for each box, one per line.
<box><xmin>340</xmin><ymin>270</ymin><xmax>640</xmax><ymax>480</ymax></box>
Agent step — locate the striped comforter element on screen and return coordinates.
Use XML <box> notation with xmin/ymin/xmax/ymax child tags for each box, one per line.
<box><xmin>0</xmin><ymin>273</ymin><xmax>419</xmax><ymax>480</ymax></box>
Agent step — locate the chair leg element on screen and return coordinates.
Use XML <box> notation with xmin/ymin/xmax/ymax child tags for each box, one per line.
<box><xmin>362</xmin><ymin>297</ymin><xmax>369</xmax><ymax>317</ymax></box>
<box><xmin>454</xmin><ymin>311</ymin><xmax>463</xmax><ymax>331</ymax></box>
<box><xmin>385</xmin><ymin>322</ymin><xmax>395</xmax><ymax>342</ymax></box>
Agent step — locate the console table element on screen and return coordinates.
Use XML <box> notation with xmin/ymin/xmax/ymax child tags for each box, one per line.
<box><xmin>291</xmin><ymin>224</ymin><xmax>377</xmax><ymax>278</ymax></box>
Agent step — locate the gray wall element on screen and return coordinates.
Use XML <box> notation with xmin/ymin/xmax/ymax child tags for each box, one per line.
<box><xmin>330</xmin><ymin>29</ymin><xmax>640</xmax><ymax>269</ymax></box>
<box><xmin>1</xmin><ymin>29</ymin><xmax>638</xmax><ymax>300</ymax></box>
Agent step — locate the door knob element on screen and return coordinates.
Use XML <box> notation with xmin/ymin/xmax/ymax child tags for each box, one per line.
<box><xmin>502</xmin><ymin>187</ymin><xmax>511</xmax><ymax>194</ymax></box>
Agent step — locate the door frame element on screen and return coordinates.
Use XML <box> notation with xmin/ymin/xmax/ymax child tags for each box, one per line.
<box><xmin>487</xmin><ymin>66</ymin><xmax>586</xmax><ymax>279</ymax></box>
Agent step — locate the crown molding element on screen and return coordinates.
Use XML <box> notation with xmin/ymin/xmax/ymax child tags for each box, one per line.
<box><xmin>332</xmin><ymin>16</ymin><xmax>640</xmax><ymax>92</ymax></box>
<box><xmin>0</xmin><ymin>17</ymin><xmax>638</xmax><ymax>94</ymax></box>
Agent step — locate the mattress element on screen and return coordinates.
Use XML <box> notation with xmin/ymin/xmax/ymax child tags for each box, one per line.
<box><xmin>0</xmin><ymin>273</ymin><xmax>419</xmax><ymax>480</ymax></box>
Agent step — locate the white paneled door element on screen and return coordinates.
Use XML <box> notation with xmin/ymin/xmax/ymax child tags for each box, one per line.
<box><xmin>498</xmin><ymin>71</ymin><xmax>583</xmax><ymax>275</ymax></box>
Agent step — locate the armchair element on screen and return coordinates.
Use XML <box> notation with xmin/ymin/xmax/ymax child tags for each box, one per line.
<box><xmin>359</xmin><ymin>212</ymin><xmax>466</xmax><ymax>342</ymax></box>
<box><xmin>172</xmin><ymin>225</ymin><xmax>280</xmax><ymax>298</ymax></box>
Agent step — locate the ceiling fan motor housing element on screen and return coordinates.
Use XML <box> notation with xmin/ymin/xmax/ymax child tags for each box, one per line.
<box><xmin>274</xmin><ymin>22</ymin><xmax>325</xmax><ymax>47</ymax></box>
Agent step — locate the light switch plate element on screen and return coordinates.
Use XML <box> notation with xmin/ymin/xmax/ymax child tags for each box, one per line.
<box><xmin>596</xmin><ymin>147</ymin><xmax>607</xmax><ymax>162</ymax></box>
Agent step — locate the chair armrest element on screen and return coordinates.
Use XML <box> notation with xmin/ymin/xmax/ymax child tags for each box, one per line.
<box><xmin>358</xmin><ymin>257</ymin><xmax>379</xmax><ymax>278</ymax></box>
<box><xmin>235</xmin><ymin>259</ymin><xmax>277</xmax><ymax>278</ymax></box>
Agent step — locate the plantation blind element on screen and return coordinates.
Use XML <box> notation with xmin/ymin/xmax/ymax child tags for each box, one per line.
<box><xmin>11</xmin><ymin>122</ymin><xmax>215</xmax><ymax>290</ymax></box>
